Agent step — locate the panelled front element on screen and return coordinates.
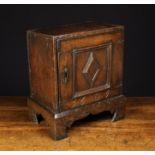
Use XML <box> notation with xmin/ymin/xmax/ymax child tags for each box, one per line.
<box><xmin>57</xmin><ymin>31</ymin><xmax>124</xmax><ymax>111</ymax></box>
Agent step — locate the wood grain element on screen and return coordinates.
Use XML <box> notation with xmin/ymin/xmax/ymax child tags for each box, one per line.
<box><xmin>0</xmin><ymin>96</ymin><xmax>155</xmax><ymax>150</ymax></box>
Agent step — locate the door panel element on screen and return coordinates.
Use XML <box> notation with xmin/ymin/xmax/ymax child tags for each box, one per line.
<box><xmin>58</xmin><ymin>32</ymin><xmax>123</xmax><ymax>111</ymax></box>
<box><xmin>72</xmin><ymin>43</ymin><xmax>112</xmax><ymax>98</ymax></box>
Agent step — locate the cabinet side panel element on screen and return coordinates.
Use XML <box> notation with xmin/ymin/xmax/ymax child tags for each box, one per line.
<box><xmin>27</xmin><ymin>32</ymin><xmax>58</xmax><ymax>111</ymax></box>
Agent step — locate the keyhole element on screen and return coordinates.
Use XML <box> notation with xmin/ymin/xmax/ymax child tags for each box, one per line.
<box><xmin>63</xmin><ymin>67</ymin><xmax>68</xmax><ymax>84</ymax></box>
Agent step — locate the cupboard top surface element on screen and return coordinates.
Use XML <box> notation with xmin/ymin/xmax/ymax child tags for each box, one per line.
<box><xmin>28</xmin><ymin>22</ymin><xmax>124</xmax><ymax>36</ymax></box>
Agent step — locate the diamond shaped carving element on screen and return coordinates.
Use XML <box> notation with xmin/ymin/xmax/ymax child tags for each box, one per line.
<box><xmin>82</xmin><ymin>52</ymin><xmax>100</xmax><ymax>88</ymax></box>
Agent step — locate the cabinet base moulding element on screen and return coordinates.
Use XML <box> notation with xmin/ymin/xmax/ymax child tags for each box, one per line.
<box><xmin>27</xmin><ymin>95</ymin><xmax>126</xmax><ymax>140</ymax></box>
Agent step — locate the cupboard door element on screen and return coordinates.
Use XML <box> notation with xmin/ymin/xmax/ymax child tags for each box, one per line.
<box><xmin>58</xmin><ymin>32</ymin><xmax>123</xmax><ymax>110</ymax></box>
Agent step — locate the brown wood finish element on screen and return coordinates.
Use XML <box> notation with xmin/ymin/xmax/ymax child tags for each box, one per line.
<box><xmin>27</xmin><ymin>22</ymin><xmax>126</xmax><ymax>140</ymax></box>
<box><xmin>0</xmin><ymin>97</ymin><xmax>155</xmax><ymax>150</ymax></box>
